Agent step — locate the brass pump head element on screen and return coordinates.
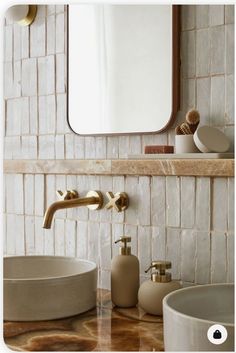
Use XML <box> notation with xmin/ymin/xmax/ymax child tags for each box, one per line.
<box><xmin>145</xmin><ymin>260</ymin><xmax>172</xmax><ymax>283</ymax></box>
<box><xmin>115</xmin><ymin>236</ymin><xmax>131</xmax><ymax>255</ymax></box>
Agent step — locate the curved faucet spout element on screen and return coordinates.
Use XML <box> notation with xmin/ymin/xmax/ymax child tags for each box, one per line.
<box><xmin>43</xmin><ymin>192</ymin><xmax>103</xmax><ymax>229</ymax></box>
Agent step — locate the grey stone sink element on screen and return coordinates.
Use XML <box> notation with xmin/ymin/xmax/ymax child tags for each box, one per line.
<box><xmin>4</xmin><ymin>256</ymin><xmax>97</xmax><ymax>321</ymax></box>
<box><xmin>163</xmin><ymin>283</ymin><xmax>234</xmax><ymax>351</ymax></box>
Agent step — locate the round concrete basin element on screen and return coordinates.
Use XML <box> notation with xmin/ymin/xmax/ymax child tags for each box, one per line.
<box><xmin>163</xmin><ymin>283</ymin><xmax>234</xmax><ymax>351</ymax></box>
<box><xmin>4</xmin><ymin>256</ymin><xmax>97</xmax><ymax>321</ymax></box>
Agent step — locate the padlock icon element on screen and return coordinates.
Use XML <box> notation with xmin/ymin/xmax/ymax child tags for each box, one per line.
<box><xmin>213</xmin><ymin>330</ymin><xmax>222</xmax><ymax>339</ymax></box>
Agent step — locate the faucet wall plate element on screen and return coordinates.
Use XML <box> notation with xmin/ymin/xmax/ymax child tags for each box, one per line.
<box><xmin>86</xmin><ymin>191</ymin><xmax>103</xmax><ymax>210</ymax></box>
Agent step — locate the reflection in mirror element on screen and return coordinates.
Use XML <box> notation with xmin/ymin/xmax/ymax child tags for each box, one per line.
<box><xmin>68</xmin><ymin>5</ymin><xmax>180</xmax><ymax>135</ymax></box>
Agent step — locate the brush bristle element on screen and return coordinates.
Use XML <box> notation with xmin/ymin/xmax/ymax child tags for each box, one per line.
<box><xmin>186</xmin><ymin>109</ymin><xmax>200</xmax><ymax>125</ymax></box>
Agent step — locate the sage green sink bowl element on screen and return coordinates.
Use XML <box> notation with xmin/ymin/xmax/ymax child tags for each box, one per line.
<box><xmin>4</xmin><ymin>256</ymin><xmax>97</xmax><ymax>321</ymax></box>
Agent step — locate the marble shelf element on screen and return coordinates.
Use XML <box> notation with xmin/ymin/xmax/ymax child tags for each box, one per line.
<box><xmin>3</xmin><ymin>158</ymin><xmax>234</xmax><ymax>177</ymax></box>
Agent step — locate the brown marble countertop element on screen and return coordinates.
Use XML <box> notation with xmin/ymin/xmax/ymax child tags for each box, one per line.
<box><xmin>4</xmin><ymin>158</ymin><xmax>234</xmax><ymax>177</ymax></box>
<box><xmin>4</xmin><ymin>290</ymin><xmax>164</xmax><ymax>352</ymax></box>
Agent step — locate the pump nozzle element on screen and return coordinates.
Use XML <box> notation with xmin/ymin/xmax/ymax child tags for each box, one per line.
<box><xmin>114</xmin><ymin>236</ymin><xmax>132</xmax><ymax>255</ymax></box>
<box><xmin>115</xmin><ymin>236</ymin><xmax>131</xmax><ymax>244</ymax></box>
<box><xmin>145</xmin><ymin>260</ymin><xmax>172</xmax><ymax>283</ymax></box>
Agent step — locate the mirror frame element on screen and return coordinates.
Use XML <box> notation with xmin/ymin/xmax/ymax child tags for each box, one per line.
<box><xmin>67</xmin><ymin>5</ymin><xmax>180</xmax><ymax>136</ymax></box>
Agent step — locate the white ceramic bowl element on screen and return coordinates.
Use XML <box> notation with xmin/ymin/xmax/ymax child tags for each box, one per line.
<box><xmin>4</xmin><ymin>256</ymin><xmax>97</xmax><ymax>321</ymax></box>
<box><xmin>194</xmin><ymin>126</ymin><xmax>230</xmax><ymax>153</ymax></box>
<box><xmin>163</xmin><ymin>283</ymin><xmax>234</xmax><ymax>351</ymax></box>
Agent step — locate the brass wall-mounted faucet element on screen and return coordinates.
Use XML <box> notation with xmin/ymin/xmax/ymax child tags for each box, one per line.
<box><xmin>43</xmin><ymin>189</ymin><xmax>129</xmax><ymax>229</ymax></box>
<box><xmin>43</xmin><ymin>190</ymin><xmax>103</xmax><ymax>229</ymax></box>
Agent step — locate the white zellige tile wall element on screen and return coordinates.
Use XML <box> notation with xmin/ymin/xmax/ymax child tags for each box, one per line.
<box><xmin>3</xmin><ymin>5</ymin><xmax>234</xmax><ymax>288</ymax></box>
<box><xmin>4</xmin><ymin>174</ymin><xmax>234</xmax><ymax>286</ymax></box>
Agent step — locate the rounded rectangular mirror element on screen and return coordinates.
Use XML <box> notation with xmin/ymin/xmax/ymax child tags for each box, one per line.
<box><xmin>68</xmin><ymin>4</ymin><xmax>180</xmax><ymax>135</ymax></box>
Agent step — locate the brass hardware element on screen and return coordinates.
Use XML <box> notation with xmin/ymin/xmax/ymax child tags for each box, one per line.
<box><xmin>18</xmin><ymin>5</ymin><xmax>37</xmax><ymax>26</ymax></box>
<box><xmin>145</xmin><ymin>260</ymin><xmax>172</xmax><ymax>283</ymax></box>
<box><xmin>115</xmin><ymin>236</ymin><xmax>132</xmax><ymax>244</ymax></box>
<box><xmin>105</xmin><ymin>192</ymin><xmax>129</xmax><ymax>212</ymax></box>
<box><xmin>86</xmin><ymin>191</ymin><xmax>103</xmax><ymax>210</ymax></box>
<box><xmin>145</xmin><ymin>261</ymin><xmax>172</xmax><ymax>273</ymax></box>
<box><xmin>43</xmin><ymin>190</ymin><xmax>103</xmax><ymax>229</ymax></box>
<box><xmin>56</xmin><ymin>190</ymin><xmax>79</xmax><ymax>200</ymax></box>
<box><xmin>114</xmin><ymin>236</ymin><xmax>131</xmax><ymax>255</ymax></box>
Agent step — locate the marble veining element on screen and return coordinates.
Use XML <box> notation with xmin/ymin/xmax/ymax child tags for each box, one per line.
<box><xmin>4</xmin><ymin>290</ymin><xmax>164</xmax><ymax>352</ymax></box>
<box><xmin>3</xmin><ymin>158</ymin><xmax>234</xmax><ymax>177</ymax></box>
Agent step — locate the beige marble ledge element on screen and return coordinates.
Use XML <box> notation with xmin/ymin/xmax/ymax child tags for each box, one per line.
<box><xmin>3</xmin><ymin>159</ymin><xmax>234</xmax><ymax>177</ymax></box>
<box><xmin>3</xmin><ymin>160</ymin><xmax>111</xmax><ymax>175</ymax></box>
<box><xmin>112</xmin><ymin>159</ymin><xmax>234</xmax><ymax>177</ymax></box>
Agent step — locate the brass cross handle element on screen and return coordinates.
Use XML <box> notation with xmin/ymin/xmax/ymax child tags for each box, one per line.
<box><xmin>105</xmin><ymin>192</ymin><xmax>129</xmax><ymax>212</ymax></box>
<box><xmin>56</xmin><ymin>190</ymin><xmax>79</xmax><ymax>200</ymax></box>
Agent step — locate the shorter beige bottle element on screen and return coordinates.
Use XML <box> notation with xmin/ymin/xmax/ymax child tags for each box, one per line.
<box><xmin>111</xmin><ymin>236</ymin><xmax>139</xmax><ymax>308</ymax></box>
<box><xmin>138</xmin><ymin>260</ymin><xmax>181</xmax><ymax>315</ymax></box>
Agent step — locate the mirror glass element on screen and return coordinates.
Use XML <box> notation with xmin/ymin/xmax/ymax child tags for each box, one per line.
<box><xmin>68</xmin><ymin>4</ymin><xmax>179</xmax><ymax>135</ymax></box>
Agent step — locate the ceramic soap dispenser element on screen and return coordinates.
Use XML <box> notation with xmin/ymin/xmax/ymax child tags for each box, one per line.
<box><xmin>138</xmin><ymin>260</ymin><xmax>181</xmax><ymax>315</ymax></box>
<box><xmin>111</xmin><ymin>236</ymin><xmax>139</xmax><ymax>308</ymax></box>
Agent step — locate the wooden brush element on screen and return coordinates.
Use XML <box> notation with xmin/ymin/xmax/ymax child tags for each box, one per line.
<box><xmin>180</xmin><ymin>122</ymin><xmax>192</xmax><ymax>134</ymax></box>
<box><xmin>175</xmin><ymin>125</ymin><xmax>184</xmax><ymax>135</ymax></box>
<box><xmin>188</xmin><ymin>122</ymin><xmax>199</xmax><ymax>134</ymax></box>
<box><xmin>175</xmin><ymin>109</ymin><xmax>200</xmax><ymax>136</ymax></box>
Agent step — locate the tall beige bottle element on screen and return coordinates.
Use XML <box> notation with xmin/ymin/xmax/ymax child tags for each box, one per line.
<box><xmin>138</xmin><ymin>260</ymin><xmax>181</xmax><ymax>315</ymax></box>
<box><xmin>111</xmin><ymin>236</ymin><xmax>139</xmax><ymax>307</ymax></box>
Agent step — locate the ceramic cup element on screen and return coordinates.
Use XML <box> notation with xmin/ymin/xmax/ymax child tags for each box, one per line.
<box><xmin>175</xmin><ymin>134</ymin><xmax>200</xmax><ymax>153</ymax></box>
